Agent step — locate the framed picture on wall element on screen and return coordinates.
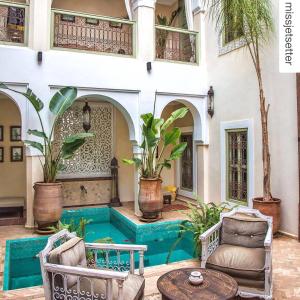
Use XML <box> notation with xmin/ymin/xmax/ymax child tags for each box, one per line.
<box><xmin>0</xmin><ymin>147</ymin><xmax>3</xmax><ymax>162</ymax></box>
<box><xmin>10</xmin><ymin>126</ymin><xmax>21</xmax><ymax>141</ymax></box>
<box><xmin>0</xmin><ymin>126</ymin><xmax>3</xmax><ymax>141</ymax></box>
<box><xmin>11</xmin><ymin>146</ymin><xmax>23</xmax><ymax>162</ymax></box>
<box><xmin>86</xmin><ymin>17</ymin><xmax>99</xmax><ymax>25</ymax></box>
<box><xmin>61</xmin><ymin>14</ymin><xmax>75</xmax><ymax>22</ymax></box>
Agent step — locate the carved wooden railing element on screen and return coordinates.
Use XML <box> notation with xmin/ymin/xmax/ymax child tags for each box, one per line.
<box><xmin>0</xmin><ymin>1</ymin><xmax>27</xmax><ymax>45</ymax></box>
<box><xmin>51</xmin><ymin>9</ymin><xmax>135</xmax><ymax>56</ymax></box>
<box><xmin>155</xmin><ymin>25</ymin><xmax>198</xmax><ymax>63</ymax></box>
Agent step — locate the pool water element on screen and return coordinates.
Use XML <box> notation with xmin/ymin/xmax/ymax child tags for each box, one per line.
<box><xmin>4</xmin><ymin>207</ymin><xmax>195</xmax><ymax>290</ymax></box>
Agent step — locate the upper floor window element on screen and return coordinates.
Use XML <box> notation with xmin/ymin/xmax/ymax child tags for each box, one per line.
<box><xmin>223</xmin><ymin>0</ymin><xmax>244</xmax><ymax>45</ymax></box>
<box><xmin>155</xmin><ymin>0</ymin><xmax>198</xmax><ymax>63</ymax></box>
<box><xmin>0</xmin><ymin>3</ymin><xmax>26</xmax><ymax>45</ymax></box>
<box><xmin>226</xmin><ymin>129</ymin><xmax>248</xmax><ymax>203</ymax></box>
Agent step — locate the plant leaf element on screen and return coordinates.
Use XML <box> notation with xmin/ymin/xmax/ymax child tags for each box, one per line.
<box><xmin>161</xmin><ymin>107</ymin><xmax>189</xmax><ymax>133</ymax></box>
<box><xmin>0</xmin><ymin>83</ymin><xmax>44</xmax><ymax>112</ymax></box>
<box><xmin>24</xmin><ymin>140</ymin><xmax>43</xmax><ymax>153</ymax></box>
<box><xmin>61</xmin><ymin>133</ymin><xmax>94</xmax><ymax>159</ymax></box>
<box><xmin>27</xmin><ymin>129</ymin><xmax>47</xmax><ymax>139</ymax></box>
<box><xmin>169</xmin><ymin>142</ymin><xmax>187</xmax><ymax>160</ymax></box>
<box><xmin>164</xmin><ymin>127</ymin><xmax>181</xmax><ymax>146</ymax></box>
<box><xmin>49</xmin><ymin>87</ymin><xmax>77</xmax><ymax>117</ymax></box>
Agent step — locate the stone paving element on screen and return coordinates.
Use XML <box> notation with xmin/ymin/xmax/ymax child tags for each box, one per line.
<box><xmin>0</xmin><ymin>224</ymin><xmax>300</xmax><ymax>299</ymax></box>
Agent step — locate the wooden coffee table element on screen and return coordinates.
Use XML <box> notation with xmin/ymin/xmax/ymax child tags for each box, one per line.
<box><xmin>157</xmin><ymin>268</ymin><xmax>238</xmax><ymax>300</ymax></box>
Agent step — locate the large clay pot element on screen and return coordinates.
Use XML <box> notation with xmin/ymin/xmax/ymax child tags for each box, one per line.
<box><xmin>253</xmin><ymin>197</ymin><xmax>281</xmax><ymax>234</ymax></box>
<box><xmin>33</xmin><ymin>182</ymin><xmax>63</xmax><ymax>232</ymax></box>
<box><xmin>139</xmin><ymin>178</ymin><xmax>163</xmax><ymax>222</ymax></box>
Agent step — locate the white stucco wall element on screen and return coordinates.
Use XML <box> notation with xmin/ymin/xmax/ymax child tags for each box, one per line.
<box><xmin>205</xmin><ymin>1</ymin><xmax>298</xmax><ymax>236</ymax></box>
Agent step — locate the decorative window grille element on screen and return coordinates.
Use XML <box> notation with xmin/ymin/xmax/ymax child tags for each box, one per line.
<box><xmin>54</xmin><ymin>102</ymin><xmax>113</xmax><ymax>178</ymax></box>
<box><xmin>227</xmin><ymin>129</ymin><xmax>248</xmax><ymax>203</ymax></box>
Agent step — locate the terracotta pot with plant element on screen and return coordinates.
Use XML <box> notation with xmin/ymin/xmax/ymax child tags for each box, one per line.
<box><xmin>123</xmin><ymin>107</ymin><xmax>188</xmax><ymax>222</ymax></box>
<box><xmin>205</xmin><ymin>0</ymin><xmax>280</xmax><ymax>233</ymax></box>
<box><xmin>0</xmin><ymin>84</ymin><xmax>94</xmax><ymax>233</ymax></box>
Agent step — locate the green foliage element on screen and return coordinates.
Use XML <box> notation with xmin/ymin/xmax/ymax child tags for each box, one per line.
<box><xmin>166</xmin><ymin>197</ymin><xmax>232</xmax><ymax>263</ymax></box>
<box><xmin>0</xmin><ymin>84</ymin><xmax>94</xmax><ymax>182</ymax></box>
<box><xmin>123</xmin><ymin>107</ymin><xmax>189</xmax><ymax>179</ymax></box>
<box><xmin>50</xmin><ymin>218</ymin><xmax>113</xmax><ymax>264</ymax></box>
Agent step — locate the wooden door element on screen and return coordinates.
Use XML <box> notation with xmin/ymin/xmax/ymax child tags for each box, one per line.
<box><xmin>180</xmin><ymin>133</ymin><xmax>193</xmax><ymax>191</ymax></box>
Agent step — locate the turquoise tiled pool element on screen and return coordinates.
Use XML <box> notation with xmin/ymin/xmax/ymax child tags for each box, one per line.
<box><xmin>3</xmin><ymin>207</ymin><xmax>194</xmax><ymax>291</ymax></box>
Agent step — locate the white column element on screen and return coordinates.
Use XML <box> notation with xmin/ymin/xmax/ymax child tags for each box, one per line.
<box><xmin>132</xmin><ymin>0</ymin><xmax>156</xmax><ymax>62</ymax></box>
<box><xmin>28</xmin><ymin>0</ymin><xmax>52</xmax><ymax>51</ymax></box>
<box><xmin>132</xmin><ymin>143</ymin><xmax>142</xmax><ymax>216</ymax></box>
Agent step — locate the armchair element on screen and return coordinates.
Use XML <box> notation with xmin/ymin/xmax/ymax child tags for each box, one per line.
<box><xmin>200</xmin><ymin>207</ymin><xmax>273</xmax><ymax>300</ymax></box>
<box><xmin>39</xmin><ymin>229</ymin><xmax>147</xmax><ymax>300</ymax></box>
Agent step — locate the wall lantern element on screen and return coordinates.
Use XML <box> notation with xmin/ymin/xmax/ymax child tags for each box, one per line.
<box><xmin>82</xmin><ymin>101</ymin><xmax>91</xmax><ymax>132</ymax></box>
<box><xmin>207</xmin><ymin>86</ymin><xmax>214</xmax><ymax>118</ymax></box>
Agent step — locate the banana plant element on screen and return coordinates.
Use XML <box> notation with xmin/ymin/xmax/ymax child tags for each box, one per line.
<box><xmin>123</xmin><ymin>107</ymin><xmax>188</xmax><ymax>178</ymax></box>
<box><xmin>0</xmin><ymin>83</ymin><xmax>94</xmax><ymax>182</ymax></box>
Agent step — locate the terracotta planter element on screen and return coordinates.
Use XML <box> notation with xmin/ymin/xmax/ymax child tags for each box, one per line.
<box><xmin>33</xmin><ymin>182</ymin><xmax>63</xmax><ymax>232</ymax></box>
<box><xmin>139</xmin><ymin>178</ymin><xmax>163</xmax><ymax>222</ymax></box>
<box><xmin>253</xmin><ymin>197</ymin><xmax>281</xmax><ymax>234</ymax></box>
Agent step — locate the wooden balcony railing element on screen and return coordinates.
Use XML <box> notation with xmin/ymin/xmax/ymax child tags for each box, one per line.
<box><xmin>52</xmin><ymin>10</ymin><xmax>135</xmax><ymax>56</ymax></box>
<box><xmin>0</xmin><ymin>2</ymin><xmax>27</xmax><ymax>45</ymax></box>
<box><xmin>155</xmin><ymin>25</ymin><xmax>198</xmax><ymax>63</ymax></box>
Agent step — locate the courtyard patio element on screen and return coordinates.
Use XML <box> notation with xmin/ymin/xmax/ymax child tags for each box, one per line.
<box><xmin>0</xmin><ymin>204</ymin><xmax>299</xmax><ymax>300</ymax></box>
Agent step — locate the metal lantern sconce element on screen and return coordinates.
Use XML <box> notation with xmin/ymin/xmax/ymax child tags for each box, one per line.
<box><xmin>82</xmin><ymin>101</ymin><xmax>91</xmax><ymax>132</ymax></box>
<box><xmin>207</xmin><ymin>86</ymin><xmax>215</xmax><ymax>118</ymax></box>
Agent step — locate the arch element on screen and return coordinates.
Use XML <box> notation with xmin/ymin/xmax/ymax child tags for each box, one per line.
<box><xmin>75</xmin><ymin>93</ymin><xmax>138</xmax><ymax>144</ymax></box>
<box><xmin>0</xmin><ymin>87</ymin><xmax>29</xmax><ymax>144</ymax></box>
<box><xmin>154</xmin><ymin>94</ymin><xmax>206</xmax><ymax>143</ymax></box>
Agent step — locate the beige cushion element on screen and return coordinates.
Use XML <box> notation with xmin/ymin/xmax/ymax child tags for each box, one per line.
<box><xmin>221</xmin><ymin>214</ymin><xmax>268</xmax><ymax>248</ymax></box>
<box><xmin>48</xmin><ymin>237</ymin><xmax>87</xmax><ymax>288</ymax></box>
<box><xmin>71</xmin><ymin>274</ymin><xmax>145</xmax><ymax>300</ymax></box>
<box><xmin>206</xmin><ymin>244</ymin><xmax>265</xmax><ymax>281</ymax></box>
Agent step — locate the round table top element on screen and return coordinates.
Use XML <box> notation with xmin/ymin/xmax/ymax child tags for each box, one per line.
<box><xmin>157</xmin><ymin>268</ymin><xmax>238</xmax><ymax>300</ymax></box>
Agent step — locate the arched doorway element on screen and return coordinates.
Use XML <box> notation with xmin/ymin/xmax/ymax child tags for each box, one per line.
<box><xmin>160</xmin><ymin>101</ymin><xmax>196</xmax><ymax>198</ymax></box>
<box><xmin>53</xmin><ymin>95</ymin><xmax>135</xmax><ymax>208</ymax></box>
<box><xmin>0</xmin><ymin>92</ymin><xmax>26</xmax><ymax>225</ymax></box>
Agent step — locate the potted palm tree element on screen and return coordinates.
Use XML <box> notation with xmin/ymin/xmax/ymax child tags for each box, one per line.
<box><xmin>123</xmin><ymin>107</ymin><xmax>188</xmax><ymax>221</ymax></box>
<box><xmin>205</xmin><ymin>0</ymin><xmax>281</xmax><ymax>232</ymax></box>
<box><xmin>0</xmin><ymin>84</ymin><xmax>93</xmax><ymax>232</ymax></box>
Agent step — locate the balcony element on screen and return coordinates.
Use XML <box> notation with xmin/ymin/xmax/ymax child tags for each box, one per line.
<box><xmin>51</xmin><ymin>10</ymin><xmax>135</xmax><ymax>56</ymax></box>
<box><xmin>155</xmin><ymin>25</ymin><xmax>198</xmax><ymax>63</ymax></box>
<box><xmin>0</xmin><ymin>2</ymin><xmax>27</xmax><ymax>45</ymax></box>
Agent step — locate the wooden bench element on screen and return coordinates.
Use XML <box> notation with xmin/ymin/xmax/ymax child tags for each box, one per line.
<box><xmin>0</xmin><ymin>197</ymin><xmax>25</xmax><ymax>218</ymax></box>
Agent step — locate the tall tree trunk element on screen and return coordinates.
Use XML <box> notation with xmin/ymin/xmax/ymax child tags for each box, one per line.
<box><xmin>257</xmin><ymin>70</ymin><xmax>272</xmax><ymax>201</ymax></box>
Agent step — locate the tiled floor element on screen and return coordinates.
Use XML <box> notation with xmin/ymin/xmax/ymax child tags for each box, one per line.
<box><xmin>0</xmin><ymin>207</ymin><xmax>300</xmax><ymax>299</ymax></box>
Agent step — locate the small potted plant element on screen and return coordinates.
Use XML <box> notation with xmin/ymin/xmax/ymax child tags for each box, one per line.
<box><xmin>123</xmin><ymin>107</ymin><xmax>188</xmax><ymax>221</ymax></box>
<box><xmin>0</xmin><ymin>84</ymin><xmax>94</xmax><ymax>232</ymax></box>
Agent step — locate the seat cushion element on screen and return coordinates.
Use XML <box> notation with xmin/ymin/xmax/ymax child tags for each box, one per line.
<box><xmin>206</xmin><ymin>244</ymin><xmax>265</xmax><ymax>281</ymax></box>
<box><xmin>71</xmin><ymin>274</ymin><xmax>145</xmax><ymax>300</ymax></box>
<box><xmin>221</xmin><ymin>214</ymin><xmax>268</xmax><ymax>248</ymax></box>
<box><xmin>48</xmin><ymin>237</ymin><xmax>87</xmax><ymax>287</ymax></box>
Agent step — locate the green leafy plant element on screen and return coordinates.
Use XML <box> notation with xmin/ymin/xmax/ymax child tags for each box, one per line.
<box><xmin>123</xmin><ymin>107</ymin><xmax>189</xmax><ymax>178</ymax></box>
<box><xmin>0</xmin><ymin>84</ymin><xmax>93</xmax><ymax>183</ymax></box>
<box><xmin>50</xmin><ymin>218</ymin><xmax>113</xmax><ymax>265</ymax></box>
<box><xmin>166</xmin><ymin>197</ymin><xmax>232</xmax><ymax>263</ymax></box>
<box><xmin>204</xmin><ymin>0</ymin><xmax>274</xmax><ymax>201</ymax></box>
